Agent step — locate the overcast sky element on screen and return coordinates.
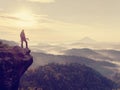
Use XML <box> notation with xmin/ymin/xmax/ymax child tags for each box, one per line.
<box><xmin>0</xmin><ymin>0</ymin><xmax>120</xmax><ymax>44</ymax></box>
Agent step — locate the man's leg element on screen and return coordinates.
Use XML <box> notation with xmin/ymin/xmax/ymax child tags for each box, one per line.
<box><xmin>21</xmin><ymin>41</ymin><xmax>23</xmax><ymax>48</ymax></box>
<box><xmin>25</xmin><ymin>40</ymin><xmax>28</xmax><ymax>48</ymax></box>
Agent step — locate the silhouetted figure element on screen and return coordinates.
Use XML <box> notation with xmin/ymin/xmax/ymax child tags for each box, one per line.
<box><xmin>20</xmin><ymin>30</ymin><xmax>28</xmax><ymax>48</ymax></box>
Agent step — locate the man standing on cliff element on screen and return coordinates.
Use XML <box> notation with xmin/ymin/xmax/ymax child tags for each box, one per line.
<box><xmin>20</xmin><ymin>30</ymin><xmax>28</xmax><ymax>48</ymax></box>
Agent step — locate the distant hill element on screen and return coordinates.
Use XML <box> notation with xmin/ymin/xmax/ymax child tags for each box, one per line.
<box><xmin>63</xmin><ymin>48</ymin><xmax>112</xmax><ymax>61</ymax></box>
<box><xmin>31</xmin><ymin>52</ymin><xmax>117</xmax><ymax>77</ymax></box>
<box><xmin>20</xmin><ymin>63</ymin><xmax>116</xmax><ymax>90</ymax></box>
<box><xmin>96</xmin><ymin>49</ymin><xmax>120</xmax><ymax>61</ymax></box>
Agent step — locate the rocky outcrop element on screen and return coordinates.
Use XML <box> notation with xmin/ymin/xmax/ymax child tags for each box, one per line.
<box><xmin>0</xmin><ymin>46</ymin><xmax>33</xmax><ymax>90</ymax></box>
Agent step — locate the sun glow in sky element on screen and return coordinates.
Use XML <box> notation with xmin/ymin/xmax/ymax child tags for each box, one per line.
<box><xmin>14</xmin><ymin>10</ymin><xmax>36</xmax><ymax>27</ymax></box>
<box><xmin>0</xmin><ymin>0</ymin><xmax>120</xmax><ymax>44</ymax></box>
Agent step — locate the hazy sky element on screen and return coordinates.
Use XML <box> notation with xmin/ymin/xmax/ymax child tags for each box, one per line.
<box><xmin>0</xmin><ymin>0</ymin><xmax>120</xmax><ymax>44</ymax></box>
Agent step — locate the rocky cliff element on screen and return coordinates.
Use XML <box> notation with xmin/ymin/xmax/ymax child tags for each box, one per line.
<box><xmin>0</xmin><ymin>46</ymin><xmax>33</xmax><ymax>90</ymax></box>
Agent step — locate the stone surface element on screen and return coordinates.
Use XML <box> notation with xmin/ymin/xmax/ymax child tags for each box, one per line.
<box><xmin>0</xmin><ymin>46</ymin><xmax>33</xmax><ymax>90</ymax></box>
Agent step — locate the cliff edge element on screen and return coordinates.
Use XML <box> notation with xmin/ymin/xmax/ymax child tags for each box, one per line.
<box><xmin>0</xmin><ymin>46</ymin><xmax>33</xmax><ymax>90</ymax></box>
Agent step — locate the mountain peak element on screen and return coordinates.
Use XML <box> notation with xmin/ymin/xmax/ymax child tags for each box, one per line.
<box><xmin>80</xmin><ymin>37</ymin><xmax>96</xmax><ymax>43</ymax></box>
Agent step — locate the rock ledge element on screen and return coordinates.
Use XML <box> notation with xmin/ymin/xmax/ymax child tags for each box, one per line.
<box><xmin>0</xmin><ymin>46</ymin><xmax>33</xmax><ymax>90</ymax></box>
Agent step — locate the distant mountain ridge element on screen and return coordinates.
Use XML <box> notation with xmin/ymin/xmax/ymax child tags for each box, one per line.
<box><xmin>63</xmin><ymin>48</ymin><xmax>112</xmax><ymax>61</ymax></box>
<box><xmin>96</xmin><ymin>49</ymin><xmax>120</xmax><ymax>61</ymax></box>
<box><xmin>31</xmin><ymin>52</ymin><xmax>117</xmax><ymax>77</ymax></box>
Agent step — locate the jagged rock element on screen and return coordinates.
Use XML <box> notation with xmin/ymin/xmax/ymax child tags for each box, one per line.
<box><xmin>0</xmin><ymin>46</ymin><xmax>33</xmax><ymax>90</ymax></box>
